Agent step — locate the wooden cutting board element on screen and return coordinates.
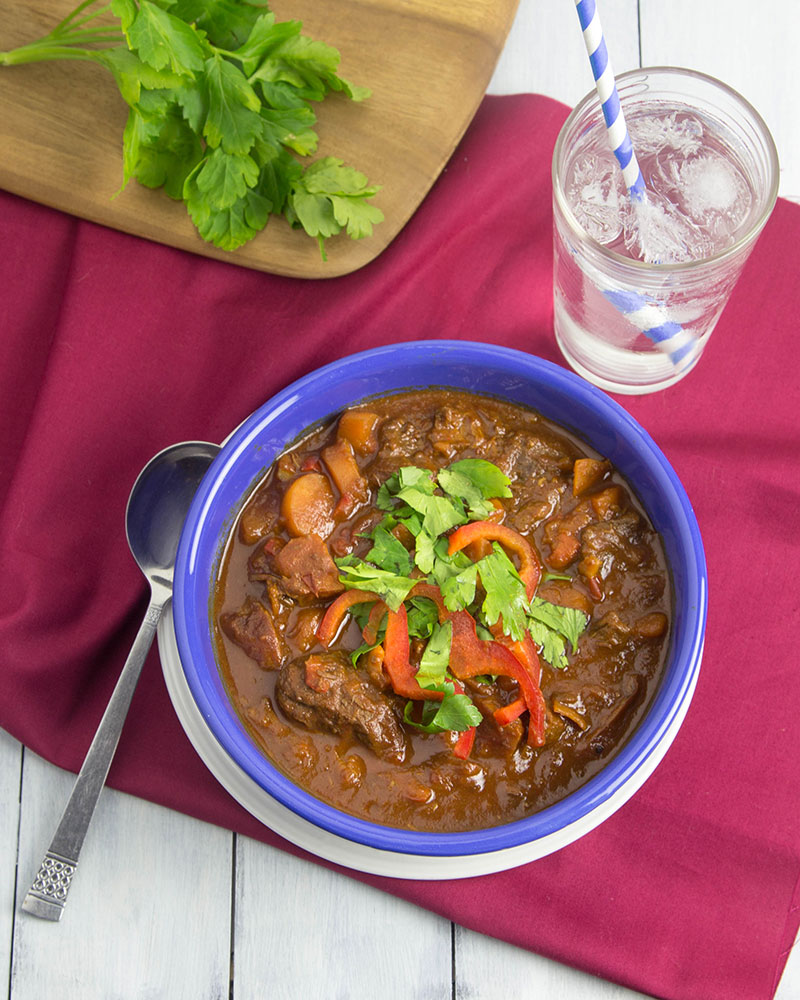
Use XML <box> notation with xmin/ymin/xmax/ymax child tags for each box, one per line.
<box><xmin>0</xmin><ymin>1</ymin><xmax>519</xmax><ymax>278</ymax></box>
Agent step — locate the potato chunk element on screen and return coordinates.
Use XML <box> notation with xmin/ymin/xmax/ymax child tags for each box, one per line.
<box><xmin>573</xmin><ymin>458</ymin><xmax>610</xmax><ymax>496</ymax></box>
<box><xmin>281</xmin><ymin>473</ymin><xmax>336</xmax><ymax>539</ymax></box>
<box><xmin>321</xmin><ymin>438</ymin><xmax>368</xmax><ymax>518</ymax></box>
<box><xmin>337</xmin><ymin>410</ymin><xmax>380</xmax><ymax>456</ymax></box>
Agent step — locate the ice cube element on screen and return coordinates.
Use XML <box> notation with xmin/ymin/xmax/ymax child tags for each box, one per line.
<box><xmin>566</xmin><ymin>153</ymin><xmax>625</xmax><ymax>245</ymax></box>
<box><xmin>674</xmin><ymin>153</ymin><xmax>753</xmax><ymax>242</ymax></box>
<box><xmin>622</xmin><ymin>190</ymin><xmax>715</xmax><ymax>264</ymax></box>
<box><xmin>629</xmin><ymin>112</ymin><xmax>704</xmax><ymax>158</ymax></box>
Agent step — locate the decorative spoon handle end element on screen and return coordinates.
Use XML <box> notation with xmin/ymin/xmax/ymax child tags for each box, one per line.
<box><xmin>21</xmin><ymin>851</ymin><xmax>77</xmax><ymax>921</ymax></box>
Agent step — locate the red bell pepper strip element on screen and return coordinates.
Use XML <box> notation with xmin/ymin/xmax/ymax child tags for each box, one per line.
<box><xmin>362</xmin><ymin>600</ymin><xmax>388</xmax><ymax>645</ymax></box>
<box><xmin>450</xmin><ymin>678</ymin><xmax>477</xmax><ymax>759</ymax></box>
<box><xmin>453</xmin><ymin>726</ymin><xmax>476</xmax><ymax>759</ymax></box>
<box><xmin>504</xmin><ymin>634</ymin><xmax>546</xmax><ymax>746</ymax></box>
<box><xmin>316</xmin><ymin>589</ymin><xmax>380</xmax><ymax>647</ymax></box>
<box><xmin>410</xmin><ymin>582</ymin><xmax>544</xmax><ymax>746</ymax></box>
<box><xmin>408</xmin><ymin>581</ymin><xmax>447</xmax><ymax>614</ymax></box>
<box><xmin>447</xmin><ymin>521</ymin><xmax>541</xmax><ymax>599</ymax></box>
<box><xmin>493</xmin><ymin>697</ymin><xmax>527</xmax><ymax>727</ymax></box>
<box><xmin>383</xmin><ymin>603</ymin><xmax>443</xmax><ymax>702</ymax></box>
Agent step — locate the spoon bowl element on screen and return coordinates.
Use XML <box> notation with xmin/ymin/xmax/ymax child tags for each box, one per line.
<box><xmin>22</xmin><ymin>439</ymin><xmax>220</xmax><ymax>921</ymax></box>
<box><xmin>127</xmin><ymin>442</ymin><xmax>223</xmax><ymax>587</ymax></box>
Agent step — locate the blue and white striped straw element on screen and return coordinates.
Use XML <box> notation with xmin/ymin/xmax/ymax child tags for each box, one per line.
<box><xmin>603</xmin><ymin>289</ymin><xmax>697</xmax><ymax>364</ymax></box>
<box><xmin>575</xmin><ymin>0</ymin><xmax>646</xmax><ymax>201</ymax></box>
<box><xmin>571</xmin><ymin>0</ymin><xmax>698</xmax><ymax>367</ymax></box>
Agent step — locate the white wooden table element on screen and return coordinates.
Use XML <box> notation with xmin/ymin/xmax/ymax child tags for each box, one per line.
<box><xmin>3</xmin><ymin>2</ymin><xmax>799</xmax><ymax>997</ymax></box>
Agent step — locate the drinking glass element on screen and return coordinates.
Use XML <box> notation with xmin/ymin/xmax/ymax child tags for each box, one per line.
<box><xmin>552</xmin><ymin>67</ymin><xmax>779</xmax><ymax>394</ymax></box>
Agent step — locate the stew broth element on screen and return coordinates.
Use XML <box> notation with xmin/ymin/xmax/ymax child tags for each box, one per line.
<box><xmin>213</xmin><ymin>390</ymin><xmax>671</xmax><ymax>832</ymax></box>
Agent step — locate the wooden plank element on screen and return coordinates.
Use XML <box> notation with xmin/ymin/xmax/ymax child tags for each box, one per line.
<box><xmin>232</xmin><ymin>834</ymin><xmax>452</xmax><ymax>999</ymax></box>
<box><xmin>455</xmin><ymin>924</ymin><xmax>646</xmax><ymax>1000</ymax></box>
<box><xmin>455</xmin><ymin>909</ymin><xmax>800</xmax><ymax>999</ymax></box>
<box><xmin>639</xmin><ymin>0</ymin><xmax>800</xmax><ymax>198</ymax></box>
<box><xmin>778</xmin><ymin>942</ymin><xmax>800</xmax><ymax>999</ymax></box>
<box><xmin>0</xmin><ymin>730</ymin><xmax>22</xmax><ymax>993</ymax></box>
<box><xmin>11</xmin><ymin>751</ymin><xmax>233</xmax><ymax>999</ymax></box>
<box><xmin>489</xmin><ymin>0</ymin><xmax>640</xmax><ymax>106</ymax></box>
<box><xmin>0</xmin><ymin>0</ymin><xmax>519</xmax><ymax>278</ymax></box>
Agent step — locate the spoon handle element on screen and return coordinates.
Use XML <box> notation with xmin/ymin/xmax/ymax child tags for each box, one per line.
<box><xmin>21</xmin><ymin>593</ymin><xmax>167</xmax><ymax>921</ymax></box>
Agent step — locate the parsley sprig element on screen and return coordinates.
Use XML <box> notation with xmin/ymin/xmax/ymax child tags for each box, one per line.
<box><xmin>402</xmin><ymin>622</ymin><xmax>483</xmax><ymax>735</ymax></box>
<box><xmin>1</xmin><ymin>0</ymin><xmax>383</xmax><ymax>257</ymax></box>
<box><xmin>338</xmin><ymin>460</ymin><xmax>588</xmax><ymax>678</ymax></box>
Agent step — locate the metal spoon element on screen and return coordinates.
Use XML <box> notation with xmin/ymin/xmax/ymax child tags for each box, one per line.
<box><xmin>21</xmin><ymin>440</ymin><xmax>220</xmax><ymax>921</ymax></box>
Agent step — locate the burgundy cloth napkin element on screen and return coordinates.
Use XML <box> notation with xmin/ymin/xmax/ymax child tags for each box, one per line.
<box><xmin>2</xmin><ymin>93</ymin><xmax>799</xmax><ymax>1000</ymax></box>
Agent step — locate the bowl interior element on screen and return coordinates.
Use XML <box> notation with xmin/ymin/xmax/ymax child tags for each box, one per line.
<box><xmin>172</xmin><ymin>341</ymin><xmax>707</xmax><ymax>857</ymax></box>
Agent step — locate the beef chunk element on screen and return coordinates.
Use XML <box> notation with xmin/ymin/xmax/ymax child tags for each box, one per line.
<box><xmin>498</xmin><ymin>430</ymin><xmax>578</xmax><ymax>482</ymax></box>
<box><xmin>276</xmin><ymin>653</ymin><xmax>407</xmax><ymax>764</ymax></box>
<box><xmin>587</xmin><ymin>675</ymin><xmax>644</xmax><ymax>757</ymax></box>
<box><xmin>248</xmin><ymin>537</ymin><xmax>284</xmax><ymax>579</ymax></box>
<box><xmin>238</xmin><ymin>486</ymin><xmax>281</xmax><ymax>545</ymax></box>
<box><xmin>428</xmin><ymin>406</ymin><xmax>487</xmax><ymax>458</ymax></box>
<box><xmin>579</xmin><ymin>512</ymin><xmax>649</xmax><ymax>574</ymax></box>
<box><xmin>273</xmin><ymin>535</ymin><xmax>343</xmax><ymax>599</ymax></box>
<box><xmin>221</xmin><ymin>596</ymin><xmax>287</xmax><ymax>669</ymax></box>
<box><xmin>626</xmin><ymin>573</ymin><xmax>667</xmax><ymax>609</ymax></box>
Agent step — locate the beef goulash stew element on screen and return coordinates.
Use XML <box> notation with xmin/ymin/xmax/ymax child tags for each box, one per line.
<box><xmin>213</xmin><ymin>390</ymin><xmax>671</xmax><ymax>832</ymax></box>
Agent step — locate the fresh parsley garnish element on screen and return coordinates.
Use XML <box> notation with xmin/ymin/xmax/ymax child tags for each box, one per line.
<box><xmin>335</xmin><ymin>555</ymin><xmax>416</xmax><ymax>612</ymax></box>
<box><xmin>335</xmin><ymin>460</ymin><xmax>589</xmax><ymax>671</ymax></box>
<box><xmin>365</xmin><ymin>523</ymin><xmax>413</xmax><ymax>576</ymax></box>
<box><xmin>527</xmin><ymin>598</ymin><xmax>588</xmax><ymax>670</ymax></box>
<box><xmin>403</xmin><ymin>681</ymin><xmax>482</xmax><ymax>734</ymax></box>
<box><xmin>1</xmin><ymin>1</ymin><xmax>383</xmax><ymax>257</ymax></box>
<box><xmin>414</xmin><ymin>621</ymin><xmax>452</xmax><ymax>689</ymax></box>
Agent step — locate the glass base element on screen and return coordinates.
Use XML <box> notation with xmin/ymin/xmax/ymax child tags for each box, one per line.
<box><xmin>554</xmin><ymin>313</ymin><xmax>702</xmax><ymax>395</ymax></box>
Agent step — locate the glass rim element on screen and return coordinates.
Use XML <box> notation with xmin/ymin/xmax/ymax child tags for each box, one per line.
<box><xmin>551</xmin><ymin>66</ymin><xmax>781</xmax><ymax>273</ymax></box>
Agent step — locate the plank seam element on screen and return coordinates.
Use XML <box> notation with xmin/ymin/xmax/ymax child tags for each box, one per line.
<box><xmin>6</xmin><ymin>744</ymin><xmax>25</xmax><ymax>1000</ymax></box>
<box><xmin>229</xmin><ymin>832</ymin><xmax>237</xmax><ymax>1000</ymax></box>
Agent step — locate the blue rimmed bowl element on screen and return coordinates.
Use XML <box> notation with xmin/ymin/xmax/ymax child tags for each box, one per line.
<box><xmin>169</xmin><ymin>340</ymin><xmax>707</xmax><ymax>877</ymax></box>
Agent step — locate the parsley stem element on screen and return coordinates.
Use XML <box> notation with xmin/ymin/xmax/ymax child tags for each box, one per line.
<box><xmin>0</xmin><ymin>45</ymin><xmax>106</xmax><ymax>66</ymax></box>
<box><xmin>58</xmin><ymin>30</ymin><xmax>123</xmax><ymax>45</ymax></box>
<box><xmin>0</xmin><ymin>0</ymin><xmax>122</xmax><ymax>66</ymax></box>
<box><xmin>53</xmin><ymin>0</ymin><xmax>111</xmax><ymax>34</ymax></box>
<box><xmin>0</xmin><ymin>19</ymin><xmax>122</xmax><ymax>66</ymax></box>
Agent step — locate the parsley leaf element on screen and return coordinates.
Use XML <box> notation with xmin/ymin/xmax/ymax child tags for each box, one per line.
<box><xmin>406</xmin><ymin>597</ymin><xmax>439</xmax><ymax>639</ymax></box>
<box><xmin>403</xmin><ymin>682</ymin><xmax>482</xmax><ymax>734</ymax></box>
<box><xmin>437</xmin><ymin>561</ymin><xmax>478</xmax><ymax>613</ymax></box>
<box><xmin>128</xmin><ymin>1</ymin><xmax>206</xmax><ymax>77</ymax></box>
<box><xmin>259</xmin><ymin>106</ymin><xmax>318</xmax><ymax>157</ymax></box>
<box><xmin>191</xmin><ymin>147</ymin><xmax>260</xmax><ymax>209</ymax></box>
<box><xmin>350</xmin><ymin>640</ymin><xmax>379</xmax><ymax>669</ymax></box>
<box><xmin>432</xmin><ymin>691</ymin><xmax>482</xmax><ymax>731</ymax></box>
<box><xmin>170</xmin><ymin>0</ymin><xmax>271</xmax><ymax>50</ymax></box>
<box><xmin>412</xmin><ymin>528</ymin><xmax>436</xmax><ymax>575</ymax></box>
<box><xmin>365</xmin><ymin>523</ymin><xmax>413</xmax><ymax>576</ymax></box>
<box><xmin>285</xmin><ymin>158</ymin><xmax>383</xmax><ymax>258</ymax></box>
<box><xmin>203</xmin><ymin>53</ymin><xmax>263</xmax><ymax>154</ymax></box>
<box><xmin>122</xmin><ymin>103</ymin><xmax>202</xmax><ymax>197</ymax></box>
<box><xmin>529</xmin><ymin>598</ymin><xmax>588</xmax><ymax>656</ymax></box>
<box><xmin>395</xmin><ymin>485</ymin><xmax>466</xmax><ymax>538</ymax></box>
<box><xmin>476</xmin><ymin>543</ymin><xmax>530</xmax><ymax>641</ymax></box>
<box><xmin>184</xmin><ymin>169</ymin><xmax>271</xmax><ymax>250</ymax></box>
<box><xmin>415</xmin><ymin>621</ymin><xmax>452</xmax><ymax>689</ymax></box>
<box><xmin>100</xmin><ymin>47</ymin><xmax>185</xmax><ymax>106</ymax></box>
<box><xmin>246</xmin><ymin>26</ymin><xmax>369</xmax><ymax>103</ymax></box>
<box><xmin>447</xmin><ymin>459</ymin><xmax>512</xmax><ymax>499</ymax></box>
<box><xmin>436</xmin><ymin>467</ymin><xmax>494</xmax><ymax>520</ymax></box>
<box><xmin>334</xmin><ymin>555</ymin><xmax>416</xmax><ymax>612</ymax></box>
<box><xmin>527</xmin><ymin>621</ymin><xmax>569</xmax><ymax>670</ymax></box>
